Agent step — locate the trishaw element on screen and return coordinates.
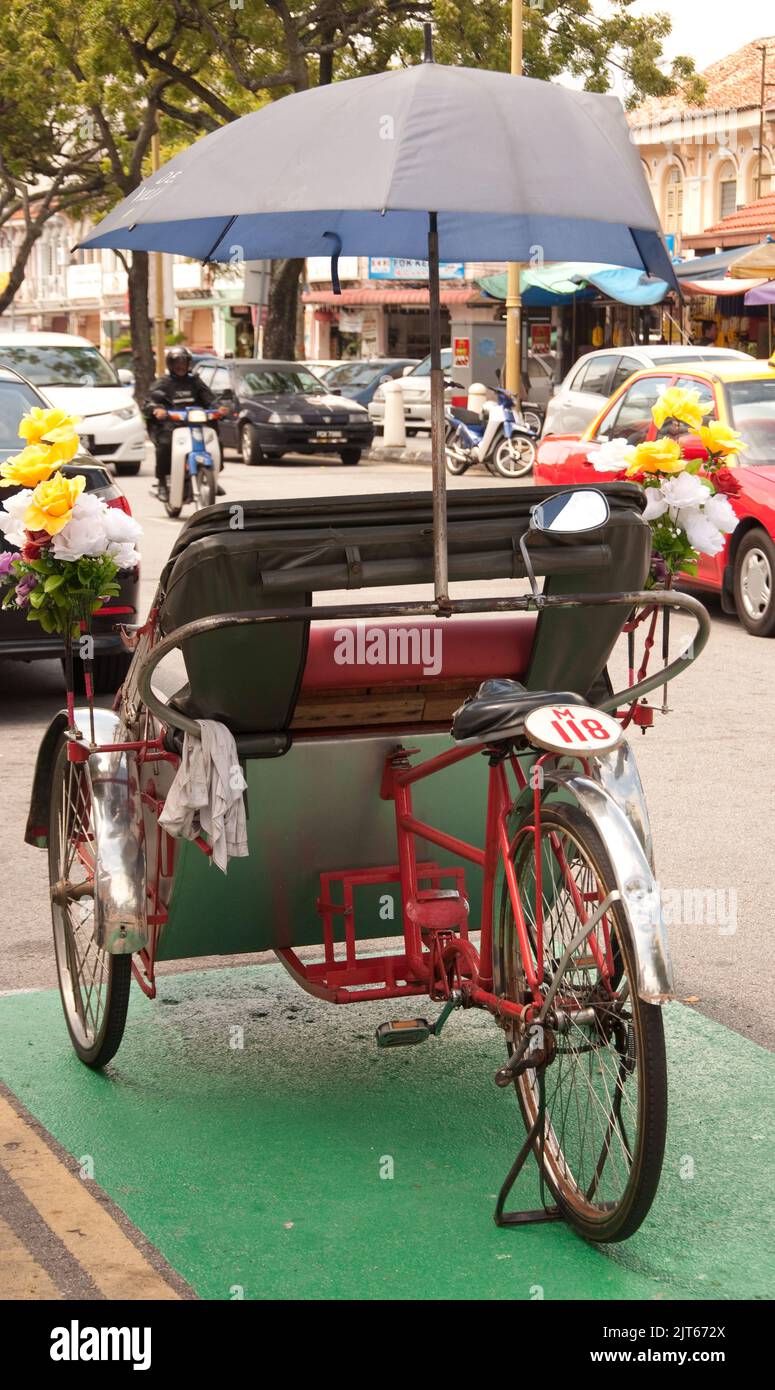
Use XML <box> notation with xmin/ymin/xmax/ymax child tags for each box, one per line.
<box><xmin>27</xmin><ymin>481</ymin><xmax>709</xmax><ymax>1244</ymax></box>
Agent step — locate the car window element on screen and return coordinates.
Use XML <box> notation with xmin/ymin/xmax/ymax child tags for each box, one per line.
<box><xmin>234</xmin><ymin>365</ymin><xmax>326</xmax><ymax>395</ymax></box>
<box><xmin>410</xmin><ymin>349</ymin><xmax>451</xmax><ymax>378</ymax></box>
<box><xmin>209</xmin><ymin>367</ymin><xmax>231</xmax><ymax>393</ymax></box>
<box><xmin>0</xmin><ymin>380</ymin><xmax>45</xmax><ymax>452</ymax></box>
<box><xmin>609</xmin><ymin>355</ymin><xmax>643</xmax><ymax>394</ymax></box>
<box><xmin>0</xmin><ymin>345</ymin><xmax>118</xmax><ymax>386</ymax></box>
<box><xmin>671</xmin><ymin>376</ymin><xmax>717</xmax><ymax>425</ymax></box>
<box><xmin>324</xmin><ymin>362</ymin><xmax>377</xmax><ymax>388</ymax></box>
<box><xmin>723</xmin><ymin>378</ymin><xmax>775</xmax><ymax>462</ymax></box>
<box><xmin>575</xmin><ymin>354</ymin><xmax>619</xmax><ymax>397</ymax></box>
<box><xmin>194</xmin><ymin>366</ymin><xmax>214</xmax><ymax>388</ymax></box>
<box><xmin>597</xmin><ymin>376</ymin><xmax>674</xmax><ymax>444</ymax></box>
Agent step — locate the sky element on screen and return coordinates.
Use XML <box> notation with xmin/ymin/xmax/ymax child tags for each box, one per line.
<box><xmin>627</xmin><ymin>0</ymin><xmax>774</xmax><ymax>70</ymax></box>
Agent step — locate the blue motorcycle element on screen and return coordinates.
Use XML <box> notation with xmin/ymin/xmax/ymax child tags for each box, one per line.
<box><xmin>445</xmin><ymin>386</ymin><xmax>536</xmax><ymax>479</ymax></box>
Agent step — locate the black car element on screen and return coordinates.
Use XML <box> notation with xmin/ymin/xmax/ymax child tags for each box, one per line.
<box><xmin>195</xmin><ymin>358</ymin><xmax>374</xmax><ymax>466</ymax></box>
<box><xmin>0</xmin><ymin>366</ymin><xmax>138</xmax><ymax>693</ymax></box>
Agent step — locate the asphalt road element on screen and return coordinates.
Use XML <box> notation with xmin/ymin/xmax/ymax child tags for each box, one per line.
<box><xmin>1</xmin><ymin>445</ymin><xmax>774</xmax><ymax>1048</ymax></box>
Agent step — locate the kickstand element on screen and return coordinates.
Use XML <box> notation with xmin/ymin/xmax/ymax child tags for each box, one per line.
<box><xmin>494</xmin><ymin>1069</ymin><xmax>562</xmax><ymax>1228</ymax></box>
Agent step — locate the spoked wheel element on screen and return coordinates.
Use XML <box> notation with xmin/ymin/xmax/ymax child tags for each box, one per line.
<box><xmin>492</xmin><ymin>432</ymin><xmax>536</xmax><ymax>478</ymax></box>
<box><xmin>495</xmin><ymin>802</ymin><xmax>667</xmax><ymax>1242</ymax></box>
<box><xmin>48</xmin><ymin>738</ymin><xmax>131</xmax><ymax>1068</ymax></box>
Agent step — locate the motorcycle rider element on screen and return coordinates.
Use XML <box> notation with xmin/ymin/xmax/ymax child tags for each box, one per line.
<box><xmin>143</xmin><ymin>346</ymin><xmax>217</xmax><ymax>503</ymax></box>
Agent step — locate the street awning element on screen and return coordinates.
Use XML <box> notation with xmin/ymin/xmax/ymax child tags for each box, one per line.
<box><xmin>678</xmin><ymin>275</ymin><xmax>768</xmax><ymax>296</ymax></box>
<box><xmin>744</xmin><ymin>281</ymin><xmax>775</xmax><ymax>306</ymax></box>
<box><xmin>674</xmin><ymin>246</ymin><xmax>760</xmax><ymax>280</ymax></box>
<box><xmin>301</xmin><ymin>285</ymin><xmax>480</xmax><ymax>307</ymax></box>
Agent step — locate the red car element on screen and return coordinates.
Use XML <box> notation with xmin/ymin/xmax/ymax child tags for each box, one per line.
<box><xmin>535</xmin><ymin>358</ymin><xmax>775</xmax><ymax>636</ymax></box>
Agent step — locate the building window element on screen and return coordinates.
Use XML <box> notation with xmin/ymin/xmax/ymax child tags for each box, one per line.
<box><xmin>718</xmin><ymin>163</ymin><xmax>738</xmax><ymax>219</ymax></box>
<box><xmin>665</xmin><ymin>166</ymin><xmax>683</xmax><ymax>234</ymax></box>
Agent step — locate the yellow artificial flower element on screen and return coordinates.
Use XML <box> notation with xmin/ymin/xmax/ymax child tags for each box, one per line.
<box><xmin>651</xmin><ymin>386</ymin><xmax>709</xmax><ymax>434</ymax></box>
<box><xmin>24</xmin><ymin>472</ymin><xmax>86</xmax><ymax>536</ymax></box>
<box><xmin>0</xmin><ymin>444</ymin><xmax>63</xmax><ymax>489</ymax></box>
<box><xmin>18</xmin><ymin>406</ymin><xmax>80</xmax><ymax>447</ymax></box>
<box><xmin>698</xmin><ymin>421</ymin><xmax>747</xmax><ymax>459</ymax></box>
<box><xmin>625</xmin><ymin>437</ymin><xmax>685</xmax><ymax>475</ymax></box>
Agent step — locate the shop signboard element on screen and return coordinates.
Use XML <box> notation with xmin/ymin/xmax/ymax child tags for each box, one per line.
<box><xmin>368</xmin><ymin>257</ymin><xmax>465</xmax><ymax>280</ymax></box>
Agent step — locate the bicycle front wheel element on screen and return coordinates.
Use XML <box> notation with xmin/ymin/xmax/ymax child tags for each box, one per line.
<box><xmin>495</xmin><ymin>802</ymin><xmax>667</xmax><ymax>1242</ymax></box>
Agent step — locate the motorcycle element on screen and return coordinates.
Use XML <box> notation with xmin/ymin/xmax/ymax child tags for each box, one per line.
<box><xmin>445</xmin><ymin>387</ymin><xmax>536</xmax><ymax>479</ymax></box>
<box><xmin>159</xmin><ymin>407</ymin><xmax>223</xmax><ymax>518</ymax></box>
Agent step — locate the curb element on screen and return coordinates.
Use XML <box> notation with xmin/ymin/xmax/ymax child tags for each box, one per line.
<box><xmin>364</xmin><ymin>446</ymin><xmax>431</xmax><ymax>465</ymax></box>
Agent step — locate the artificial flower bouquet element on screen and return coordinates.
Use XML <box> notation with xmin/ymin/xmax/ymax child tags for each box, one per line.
<box><xmin>589</xmin><ymin>385</ymin><xmax>743</xmax><ymax>581</ymax></box>
<box><xmin>0</xmin><ymin>407</ymin><xmax>141</xmax><ymax>638</ymax></box>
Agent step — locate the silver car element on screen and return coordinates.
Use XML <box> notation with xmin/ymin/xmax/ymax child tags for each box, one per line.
<box><xmin>543</xmin><ymin>345</ymin><xmax>751</xmax><ymax>437</ymax></box>
<box><xmin>369</xmin><ymin>349</ymin><xmax>459</xmax><ymax>433</ymax></box>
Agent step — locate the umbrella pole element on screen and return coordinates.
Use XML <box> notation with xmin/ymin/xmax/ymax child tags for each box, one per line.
<box><xmin>428</xmin><ymin>210</ymin><xmax>449</xmax><ymax>607</ymax></box>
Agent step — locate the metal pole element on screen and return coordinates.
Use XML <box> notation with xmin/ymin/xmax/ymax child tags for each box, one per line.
<box><xmin>504</xmin><ymin>0</ymin><xmax>523</xmax><ymax>402</ymax></box>
<box><xmin>151</xmin><ymin>128</ymin><xmax>166</xmax><ymax>374</ymax></box>
<box><xmin>428</xmin><ymin>210</ymin><xmax>448</xmax><ymax>605</ymax></box>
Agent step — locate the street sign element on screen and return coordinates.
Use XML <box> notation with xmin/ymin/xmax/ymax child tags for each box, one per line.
<box><xmin>368</xmin><ymin>257</ymin><xmax>465</xmax><ymax>280</ymax></box>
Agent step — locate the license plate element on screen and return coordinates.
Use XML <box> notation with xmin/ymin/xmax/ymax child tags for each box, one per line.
<box><xmin>315</xmin><ymin>430</ymin><xmax>345</xmax><ymax>442</ymax></box>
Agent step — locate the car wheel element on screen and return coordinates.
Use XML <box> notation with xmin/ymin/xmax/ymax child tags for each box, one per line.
<box><xmin>733</xmin><ymin>529</ymin><xmax>775</xmax><ymax>636</ymax></box>
<box><xmin>339</xmin><ymin>448</ymin><xmax>362</xmax><ymax>466</ymax></box>
<box><xmin>240</xmin><ymin>423</ymin><xmax>263</xmax><ymax>466</ymax></box>
<box><xmin>65</xmin><ymin>651</ymin><xmax>132</xmax><ymax>697</ymax></box>
<box><xmin>115</xmin><ymin>462</ymin><xmax>142</xmax><ymax>477</ymax></box>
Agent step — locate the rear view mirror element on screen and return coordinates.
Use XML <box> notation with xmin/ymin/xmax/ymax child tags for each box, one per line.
<box><xmin>531</xmin><ymin>489</ymin><xmax>610</xmax><ymax>536</ymax></box>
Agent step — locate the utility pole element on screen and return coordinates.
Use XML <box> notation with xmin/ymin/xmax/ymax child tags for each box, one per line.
<box><xmin>504</xmin><ymin>0</ymin><xmax>523</xmax><ymax>403</ymax></box>
<box><xmin>151</xmin><ymin>126</ymin><xmax>166</xmax><ymax>374</ymax></box>
<box><xmin>755</xmin><ymin>45</ymin><xmax>775</xmax><ymax>200</ymax></box>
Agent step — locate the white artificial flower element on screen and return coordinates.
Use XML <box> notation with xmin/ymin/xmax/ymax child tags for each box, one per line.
<box><xmin>107</xmin><ymin>541</ymin><xmax>140</xmax><ymax>570</ymax></box>
<box><xmin>51</xmin><ymin>492</ymin><xmax>110</xmax><ymax>561</ymax></box>
<box><xmin>682</xmin><ymin>507</ymin><xmax>725</xmax><ymax>557</ymax></box>
<box><xmin>642</xmin><ymin>487</ymin><xmax>668</xmax><ymax>522</ymax></box>
<box><xmin>704</xmin><ymin>491</ymin><xmax>739</xmax><ymax>535</ymax></box>
<box><xmin>0</xmin><ymin>489</ymin><xmax>33</xmax><ymax>547</ymax></box>
<box><xmin>102</xmin><ymin>507</ymin><xmax>142</xmax><ymax>545</ymax></box>
<box><xmin>660</xmin><ymin>471</ymin><xmax>712</xmax><ymax>512</ymax></box>
<box><xmin>589</xmin><ymin>437</ymin><xmax>631</xmax><ymax>472</ymax></box>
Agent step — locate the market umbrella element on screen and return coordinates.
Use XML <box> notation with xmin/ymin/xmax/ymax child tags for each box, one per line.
<box><xmin>729</xmin><ymin>239</ymin><xmax>775</xmax><ymax>280</ymax></box>
<box><xmin>81</xmin><ymin>39</ymin><xmax>674</xmax><ymax>602</ymax></box>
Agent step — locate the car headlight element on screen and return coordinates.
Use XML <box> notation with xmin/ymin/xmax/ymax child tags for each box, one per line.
<box><xmin>115</xmin><ymin>404</ymin><xmax>140</xmax><ymax>421</ymax></box>
<box><xmin>268</xmin><ymin>412</ymin><xmax>303</xmax><ymax>424</ymax></box>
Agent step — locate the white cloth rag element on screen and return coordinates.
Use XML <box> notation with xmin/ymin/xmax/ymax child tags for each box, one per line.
<box><xmin>159</xmin><ymin>719</ymin><xmax>248</xmax><ymax>873</ymax></box>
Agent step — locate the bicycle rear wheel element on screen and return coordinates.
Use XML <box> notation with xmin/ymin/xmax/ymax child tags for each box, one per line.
<box><xmin>495</xmin><ymin>802</ymin><xmax>667</xmax><ymax>1242</ymax></box>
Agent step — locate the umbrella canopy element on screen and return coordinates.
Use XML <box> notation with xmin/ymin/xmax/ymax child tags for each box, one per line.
<box><xmin>744</xmin><ymin>281</ymin><xmax>775</xmax><ymax>306</ymax></box>
<box><xmin>479</xmin><ymin>262</ymin><xmax>670</xmax><ymax>307</ymax></box>
<box><xmin>729</xmin><ymin>240</ymin><xmax>775</xmax><ymax>279</ymax></box>
<box><xmin>81</xmin><ymin>56</ymin><xmax>673</xmax><ymax>602</ymax></box>
<box><xmin>81</xmin><ymin>62</ymin><xmax>673</xmax><ymax>280</ymax></box>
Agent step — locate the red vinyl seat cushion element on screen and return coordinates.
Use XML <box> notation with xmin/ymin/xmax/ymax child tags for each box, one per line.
<box><xmin>301</xmin><ymin>615</ymin><xmax>538</xmax><ymax>691</ymax></box>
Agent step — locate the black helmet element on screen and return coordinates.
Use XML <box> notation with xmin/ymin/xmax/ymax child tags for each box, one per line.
<box><xmin>166</xmin><ymin>346</ymin><xmax>192</xmax><ymax>372</ymax></box>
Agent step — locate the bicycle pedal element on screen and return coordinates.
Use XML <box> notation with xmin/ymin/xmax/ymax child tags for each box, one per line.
<box><xmin>375</xmin><ymin>1018</ymin><xmax>432</xmax><ymax>1048</ymax></box>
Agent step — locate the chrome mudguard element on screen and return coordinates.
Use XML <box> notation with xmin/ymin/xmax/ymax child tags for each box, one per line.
<box><xmin>78</xmin><ymin>709</ymin><xmax>147</xmax><ymax>955</ymax></box>
<box><xmin>538</xmin><ymin>757</ymin><xmax>673</xmax><ymax>1003</ymax></box>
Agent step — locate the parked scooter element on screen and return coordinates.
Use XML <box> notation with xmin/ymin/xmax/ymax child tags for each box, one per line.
<box><xmin>445</xmin><ymin>386</ymin><xmax>536</xmax><ymax>479</ymax></box>
<box><xmin>162</xmin><ymin>407</ymin><xmax>223</xmax><ymax>518</ymax></box>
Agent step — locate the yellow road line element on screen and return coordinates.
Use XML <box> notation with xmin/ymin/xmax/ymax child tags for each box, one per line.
<box><xmin>0</xmin><ymin>1216</ymin><xmax>60</xmax><ymax>1300</ymax></box>
<box><xmin>0</xmin><ymin>1092</ymin><xmax>183</xmax><ymax>1300</ymax></box>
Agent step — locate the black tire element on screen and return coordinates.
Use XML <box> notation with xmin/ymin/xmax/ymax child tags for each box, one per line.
<box><xmin>66</xmin><ymin>651</ymin><xmax>132</xmax><ymax>697</ymax></box>
<box><xmin>115</xmin><ymin>462</ymin><xmax>142</xmax><ymax>477</ymax></box>
<box><xmin>339</xmin><ymin>448</ymin><xmax>362</xmax><ymax>466</ymax></box>
<box><xmin>733</xmin><ymin>528</ymin><xmax>775</xmax><ymax>636</ymax></box>
<box><xmin>164</xmin><ymin>497</ymin><xmax>182</xmax><ymax>518</ymax></box>
<box><xmin>495</xmin><ymin>802</ymin><xmax>667</xmax><ymax>1243</ymax></box>
<box><xmin>492</xmin><ymin>432</ymin><xmax>536</xmax><ymax>479</ymax></box>
<box><xmin>48</xmin><ymin>738</ymin><xmax>131</xmax><ymax>1068</ymax></box>
<box><xmin>196</xmin><ymin>466</ymin><xmax>217</xmax><ymax>509</ymax></box>
<box><xmin>521</xmin><ymin>410</ymin><xmax>543</xmax><ymax>436</ymax></box>
<box><xmin>240</xmin><ymin>422</ymin><xmax>263</xmax><ymax>466</ymax></box>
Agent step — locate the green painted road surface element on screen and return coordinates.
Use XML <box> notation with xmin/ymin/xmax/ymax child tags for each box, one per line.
<box><xmin>1</xmin><ymin>964</ymin><xmax>772</xmax><ymax>1301</ymax></box>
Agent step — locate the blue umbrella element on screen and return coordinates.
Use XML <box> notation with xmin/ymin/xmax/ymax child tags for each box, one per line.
<box><xmin>81</xmin><ymin>38</ymin><xmax>673</xmax><ymax>600</ymax></box>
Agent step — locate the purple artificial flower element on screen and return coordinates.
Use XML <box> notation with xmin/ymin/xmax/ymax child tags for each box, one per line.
<box><xmin>14</xmin><ymin>572</ymin><xmax>38</xmax><ymax>608</ymax></box>
<box><xmin>0</xmin><ymin>551</ymin><xmax>15</xmax><ymax>579</ymax></box>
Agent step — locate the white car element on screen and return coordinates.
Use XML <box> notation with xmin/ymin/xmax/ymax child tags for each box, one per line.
<box><xmin>0</xmin><ymin>332</ymin><xmax>146</xmax><ymax>475</ymax></box>
<box><xmin>370</xmin><ymin>349</ymin><xmax>458</xmax><ymax>433</ymax></box>
<box><xmin>543</xmin><ymin>344</ymin><xmax>751</xmax><ymax>438</ymax></box>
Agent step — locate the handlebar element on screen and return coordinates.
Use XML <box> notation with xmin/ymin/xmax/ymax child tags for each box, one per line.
<box><xmin>134</xmin><ymin>588</ymin><xmax>710</xmax><ymax>740</ymax></box>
